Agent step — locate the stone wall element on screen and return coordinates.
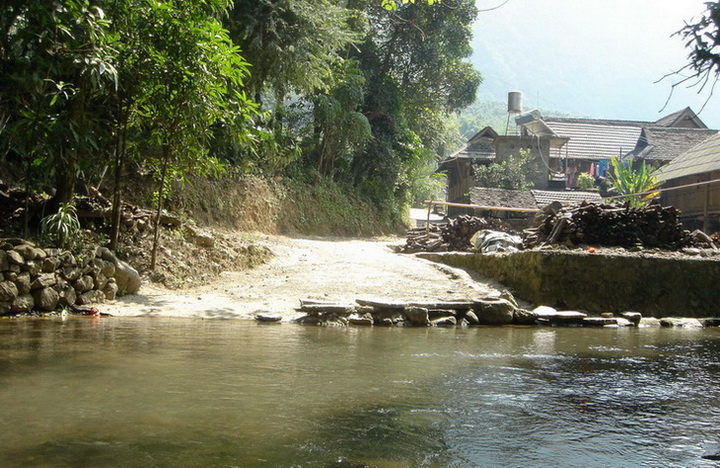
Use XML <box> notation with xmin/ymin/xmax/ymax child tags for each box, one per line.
<box><xmin>419</xmin><ymin>251</ymin><xmax>720</xmax><ymax>317</ymax></box>
<box><xmin>0</xmin><ymin>239</ymin><xmax>140</xmax><ymax>315</ymax></box>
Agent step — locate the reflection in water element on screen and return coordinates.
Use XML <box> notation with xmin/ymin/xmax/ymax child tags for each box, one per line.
<box><xmin>0</xmin><ymin>318</ymin><xmax>719</xmax><ymax>467</ymax></box>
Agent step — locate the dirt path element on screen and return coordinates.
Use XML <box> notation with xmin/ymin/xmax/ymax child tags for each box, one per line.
<box><xmin>102</xmin><ymin>235</ymin><xmax>505</xmax><ymax>320</ymax></box>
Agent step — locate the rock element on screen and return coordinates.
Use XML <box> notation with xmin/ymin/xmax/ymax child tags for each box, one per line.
<box><xmin>0</xmin><ymin>301</ymin><xmax>10</xmax><ymax>314</ymax></box>
<box><xmin>659</xmin><ymin>317</ymin><xmax>703</xmax><ymax>328</ymax></box>
<box><xmin>513</xmin><ymin>308</ymin><xmax>538</xmax><ymax>325</ymax></box>
<box><xmin>13</xmin><ymin>244</ymin><xmax>37</xmax><ymax>260</ymax></box>
<box><xmin>21</xmin><ymin>260</ymin><xmax>41</xmax><ymax>276</ymax></box>
<box><xmin>404</xmin><ymin>307</ymin><xmax>430</xmax><ymax>326</ymax></box>
<box><xmin>41</xmin><ymin>256</ymin><xmax>61</xmax><ymax>273</ymax></box>
<box><xmin>431</xmin><ymin>316</ymin><xmax>457</xmax><ymax>327</ymax></box>
<box><xmin>30</xmin><ymin>273</ymin><xmax>56</xmax><ymax>290</ymax></box>
<box><xmin>11</xmin><ymin>294</ymin><xmax>34</xmax><ymax>313</ymax></box>
<box><xmin>0</xmin><ymin>250</ymin><xmax>8</xmax><ymax>270</ymax></box>
<box><xmin>464</xmin><ymin>310</ymin><xmax>480</xmax><ymax>325</ymax></box>
<box><xmin>15</xmin><ymin>272</ymin><xmax>31</xmax><ymax>295</ymax></box>
<box><xmin>638</xmin><ymin>317</ymin><xmax>661</xmax><ymax>327</ymax></box>
<box><xmin>77</xmin><ymin>290</ymin><xmax>106</xmax><ymax>305</ymax></box>
<box><xmin>582</xmin><ymin>317</ymin><xmax>617</xmax><ymax>326</ymax></box>
<box><xmin>195</xmin><ymin>233</ymin><xmax>215</xmax><ymax>248</ymax></box>
<box><xmin>348</xmin><ymin>313</ymin><xmax>374</xmax><ymax>326</ymax></box>
<box><xmin>6</xmin><ymin>249</ymin><xmax>23</xmax><ymax>265</ymax></box>
<box><xmin>620</xmin><ymin>311</ymin><xmax>642</xmax><ymax>325</ymax></box>
<box><xmin>102</xmin><ymin>279</ymin><xmax>118</xmax><ymax>301</ymax></box>
<box><xmin>99</xmin><ymin>260</ymin><xmax>115</xmax><ymax>277</ymax></box>
<box><xmin>255</xmin><ymin>312</ymin><xmax>282</xmax><ymax>322</ymax></box>
<box><xmin>57</xmin><ymin>287</ymin><xmax>77</xmax><ymax>308</ymax></box>
<box><xmin>112</xmin><ymin>259</ymin><xmax>141</xmax><ymax>295</ymax></box>
<box><xmin>93</xmin><ymin>272</ymin><xmax>109</xmax><ymax>291</ymax></box>
<box><xmin>61</xmin><ymin>267</ymin><xmax>82</xmax><ymax>282</ymax></box>
<box><xmin>615</xmin><ymin>317</ymin><xmax>633</xmax><ymax>327</ymax></box>
<box><xmin>473</xmin><ymin>297</ymin><xmax>515</xmax><ymax>325</ymax></box>
<box><xmin>0</xmin><ymin>281</ymin><xmax>19</xmax><ymax>302</ymax></box>
<box><xmin>32</xmin><ymin>287</ymin><xmax>59</xmax><ymax>311</ymax></box>
<box><xmin>73</xmin><ymin>275</ymin><xmax>94</xmax><ymax>293</ymax></box>
<box><xmin>534</xmin><ymin>307</ymin><xmax>587</xmax><ymax>325</ymax></box>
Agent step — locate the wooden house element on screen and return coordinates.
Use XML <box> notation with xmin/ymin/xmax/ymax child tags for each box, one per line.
<box><xmin>656</xmin><ymin>132</ymin><xmax>720</xmax><ymax>233</ymax></box>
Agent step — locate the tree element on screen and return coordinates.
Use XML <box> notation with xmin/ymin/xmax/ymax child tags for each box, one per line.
<box><xmin>667</xmin><ymin>2</ymin><xmax>720</xmax><ymax>111</ymax></box>
<box><xmin>474</xmin><ymin>148</ymin><xmax>535</xmax><ymax>190</ymax></box>
<box><xmin>0</xmin><ymin>0</ymin><xmax>118</xmax><ymax>224</ymax></box>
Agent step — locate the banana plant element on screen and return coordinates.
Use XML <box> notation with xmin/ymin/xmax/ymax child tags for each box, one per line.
<box><xmin>607</xmin><ymin>156</ymin><xmax>664</xmax><ymax>208</ymax></box>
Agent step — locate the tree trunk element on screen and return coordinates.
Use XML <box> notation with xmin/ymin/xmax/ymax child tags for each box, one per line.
<box><xmin>110</xmin><ymin>108</ymin><xmax>129</xmax><ymax>250</ymax></box>
<box><xmin>150</xmin><ymin>145</ymin><xmax>171</xmax><ymax>271</ymax></box>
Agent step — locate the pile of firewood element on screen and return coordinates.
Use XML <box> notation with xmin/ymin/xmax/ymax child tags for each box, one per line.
<box><xmin>523</xmin><ymin>201</ymin><xmax>693</xmax><ymax>249</ymax></box>
<box><xmin>400</xmin><ymin>215</ymin><xmax>514</xmax><ymax>253</ymax></box>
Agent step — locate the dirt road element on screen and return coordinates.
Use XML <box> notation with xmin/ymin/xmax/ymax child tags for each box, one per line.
<box><xmin>102</xmin><ymin>235</ymin><xmax>505</xmax><ymax>320</ymax></box>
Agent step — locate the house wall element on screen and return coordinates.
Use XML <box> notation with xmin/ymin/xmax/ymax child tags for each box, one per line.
<box><xmin>661</xmin><ymin>170</ymin><xmax>720</xmax><ymax>233</ymax></box>
<box><xmin>493</xmin><ymin>136</ymin><xmax>555</xmax><ymax>189</ymax></box>
<box><xmin>443</xmin><ymin>159</ymin><xmax>473</xmax><ymax>204</ymax></box>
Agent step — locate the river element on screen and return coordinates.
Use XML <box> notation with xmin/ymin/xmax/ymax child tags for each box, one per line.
<box><xmin>1</xmin><ymin>317</ymin><xmax>719</xmax><ymax>467</ymax></box>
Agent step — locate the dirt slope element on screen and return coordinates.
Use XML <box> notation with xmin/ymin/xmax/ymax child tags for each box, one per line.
<box><xmin>102</xmin><ymin>235</ymin><xmax>505</xmax><ymax>320</ymax></box>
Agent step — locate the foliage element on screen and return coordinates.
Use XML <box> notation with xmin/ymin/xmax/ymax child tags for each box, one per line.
<box><xmin>577</xmin><ymin>172</ymin><xmax>595</xmax><ymax>190</ymax></box>
<box><xmin>41</xmin><ymin>202</ymin><xmax>82</xmax><ymax>249</ymax></box>
<box><xmin>474</xmin><ymin>148</ymin><xmax>536</xmax><ymax>190</ymax></box>
<box><xmin>607</xmin><ymin>156</ymin><xmax>664</xmax><ymax>208</ymax></box>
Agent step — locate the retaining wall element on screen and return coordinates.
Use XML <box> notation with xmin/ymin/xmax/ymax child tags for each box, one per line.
<box><xmin>419</xmin><ymin>250</ymin><xmax>720</xmax><ymax>317</ymax></box>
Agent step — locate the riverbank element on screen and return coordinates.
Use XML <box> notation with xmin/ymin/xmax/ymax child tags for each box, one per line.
<box><xmin>100</xmin><ymin>235</ymin><xmax>506</xmax><ymax>320</ymax></box>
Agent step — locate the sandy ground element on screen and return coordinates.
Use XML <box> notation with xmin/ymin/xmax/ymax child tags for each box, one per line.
<box><xmin>102</xmin><ymin>235</ymin><xmax>505</xmax><ymax>321</ymax></box>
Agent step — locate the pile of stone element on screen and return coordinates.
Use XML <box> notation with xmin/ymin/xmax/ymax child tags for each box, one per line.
<box><xmin>400</xmin><ymin>215</ymin><xmax>514</xmax><ymax>253</ymax></box>
<box><xmin>289</xmin><ymin>294</ymin><xmax>538</xmax><ymax>327</ymax></box>
<box><xmin>523</xmin><ymin>201</ymin><xmax>698</xmax><ymax>249</ymax></box>
<box><xmin>0</xmin><ymin>239</ymin><xmax>140</xmax><ymax>315</ymax></box>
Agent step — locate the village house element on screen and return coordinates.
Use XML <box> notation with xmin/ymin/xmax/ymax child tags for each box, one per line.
<box><xmin>440</xmin><ymin>101</ymin><xmax>717</xmax><ymax>224</ymax></box>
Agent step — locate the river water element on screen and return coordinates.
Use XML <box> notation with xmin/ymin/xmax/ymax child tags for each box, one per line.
<box><xmin>1</xmin><ymin>317</ymin><xmax>719</xmax><ymax>467</ymax></box>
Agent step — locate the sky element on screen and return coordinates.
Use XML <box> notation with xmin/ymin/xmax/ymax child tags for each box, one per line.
<box><xmin>469</xmin><ymin>0</ymin><xmax>720</xmax><ymax>128</ymax></box>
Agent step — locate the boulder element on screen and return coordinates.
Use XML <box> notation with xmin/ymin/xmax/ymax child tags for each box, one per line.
<box><xmin>41</xmin><ymin>256</ymin><xmax>61</xmax><ymax>273</ymax></box>
<box><xmin>255</xmin><ymin>312</ymin><xmax>282</xmax><ymax>322</ymax></box>
<box><xmin>348</xmin><ymin>313</ymin><xmax>374</xmax><ymax>326</ymax></box>
<box><xmin>404</xmin><ymin>307</ymin><xmax>430</xmax><ymax>326</ymax></box>
<box><xmin>431</xmin><ymin>316</ymin><xmax>457</xmax><ymax>327</ymax></box>
<box><xmin>57</xmin><ymin>287</ymin><xmax>77</xmax><ymax>308</ymax></box>
<box><xmin>73</xmin><ymin>275</ymin><xmax>94</xmax><ymax>293</ymax></box>
<box><xmin>11</xmin><ymin>294</ymin><xmax>34</xmax><ymax>313</ymax></box>
<box><xmin>620</xmin><ymin>311</ymin><xmax>642</xmax><ymax>325</ymax></box>
<box><xmin>473</xmin><ymin>297</ymin><xmax>515</xmax><ymax>325</ymax></box>
<box><xmin>61</xmin><ymin>267</ymin><xmax>82</xmax><ymax>282</ymax></box>
<box><xmin>14</xmin><ymin>244</ymin><xmax>37</xmax><ymax>260</ymax></box>
<box><xmin>21</xmin><ymin>260</ymin><xmax>41</xmax><ymax>276</ymax></box>
<box><xmin>464</xmin><ymin>310</ymin><xmax>480</xmax><ymax>325</ymax></box>
<box><xmin>102</xmin><ymin>279</ymin><xmax>118</xmax><ymax>301</ymax></box>
<box><xmin>15</xmin><ymin>272</ymin><xmax>31</xmax><ymax>295</ymax></box>
<box><xmin>93</xmin><ymin>272</ymin><xmax>109</xmax><ymax>291</ymax></box>
<box><xmin>659</xmin><ymin>318</ymin><xmax>703</xmax><ymax>328</ymax></box>
<box><xmin>534</xmin><ymin>306</ymin><xmax>587</xmax><ymax>325</ymax></box>
<box><xmin>30</xmin><ymin>273</ymin><xmax>56</xmax><ymax>290</ymax></box>
<box><xmin>0</xmin><ymin>281</ymin><xmax>18</xmax><ymax>302</ymax></box>
<box><xmin>97</xmin><ymin>248</ymin><xmax>140</xmax><ymax>295</ymax></box>
<box><xmin>6</xmin><ymin>249</ymin><xmax>23</xmax><ymax>265</ymax></box>
<box><xmin>32</xmin><ymin>287</ymin><xmax>59</xmax><ymax>311</ymax></box>
<box><xmin>513</xmin><ymin>308</ymin><xmax>538</xmax><ymax>325</ymax></box>
<box><xmin>0</xmin><ymin>301</ymin><xmax>10</xmax><ymax>314</ymax></box>
<box><xmin>77</xmin><ymin>290</ymin><xmax>106</xmax><ymax>305</ymax></box>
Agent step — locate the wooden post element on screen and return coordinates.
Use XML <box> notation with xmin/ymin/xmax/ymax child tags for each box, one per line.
<box><xmin>426</xmin><ymin>201</ymin><xmax>433</xmax><ymax>236</ymax></box>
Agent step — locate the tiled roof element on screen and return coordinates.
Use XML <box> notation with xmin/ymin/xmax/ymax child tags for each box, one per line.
<box><xmin>468</xmin><ymin>187</ymin><xmax>537</xmax><ymax>210</ymax></box>
<box><xmin>530</xmin><ymin>189</ymin><xmax>604</xmax><ymax>207</ymax></box>
<box><xmin>656</xmin><ymin>132</ymin><xmax>720</xmax><ymax>181</ymax></box>
<box><xmin>628</xmin><ymin>127</ymin><xmax>717</xmax><ymax>162</ymax></box>
<box><xmin>653</xmin><ymin>107</ymin><xmax>707</xmax><ymax>128</ymax></box>
<box><xmin>543</xmin><ymin>118</ymin><xmax>643</xmax><ymax>161</ymax></box>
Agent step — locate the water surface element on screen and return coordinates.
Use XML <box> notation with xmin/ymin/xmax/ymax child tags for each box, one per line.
<box><xmin>1</xmin><ymin>318</ymin><xmax>719</xmax><ymax>467</ymax></box>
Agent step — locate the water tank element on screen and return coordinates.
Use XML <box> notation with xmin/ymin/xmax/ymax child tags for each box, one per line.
<box><xmin>508</xmin><ymin>91</ymin><xmax>523</xmax><ymax>113</ymax></box>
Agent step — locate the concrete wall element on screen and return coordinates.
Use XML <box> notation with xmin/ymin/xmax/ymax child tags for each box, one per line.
<box><xmin>419</xmin><ymin>250</ymin><xmax>720</xmax><ymax>317</ymax></box>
